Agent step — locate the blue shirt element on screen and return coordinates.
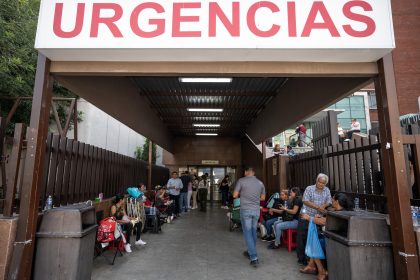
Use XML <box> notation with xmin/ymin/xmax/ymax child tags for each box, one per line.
<box><xmin>167</xmin><ymin>178</ymin><xmax>183</xmax><ymax>196</ymax></box>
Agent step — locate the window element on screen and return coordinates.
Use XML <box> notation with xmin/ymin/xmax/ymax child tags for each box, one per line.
<box><xmin>368</xmin><ymin>91</ymin><xmax>377</xmax><ymax>109</ymax></box>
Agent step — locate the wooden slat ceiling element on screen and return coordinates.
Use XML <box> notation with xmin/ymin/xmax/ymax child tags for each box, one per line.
<box><xmin>131</xmin><ymin>77</ymin><xmax>287</xmax><ymax>137</ymax></box>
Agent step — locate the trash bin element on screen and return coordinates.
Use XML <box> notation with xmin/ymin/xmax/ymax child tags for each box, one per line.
<box><xmin>34</xmin><ymin>204</ymin><xmax>98</xmax><ymax>280</ymax></box>
<box><xmin>323</xmin><ymin>211</ymin><xmax>394</xmax><ymax>280</ymax></box>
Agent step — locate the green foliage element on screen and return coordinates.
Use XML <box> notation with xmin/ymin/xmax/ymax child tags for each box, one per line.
<box><xmin>135</xmin><ymin>139</ymin><xmax>157</xmax><ymax>164</ymax></box>
<box><xmin>0</xmin><ymin>0</ymin><xmax>79</xmax><ymax>135</ymax></box>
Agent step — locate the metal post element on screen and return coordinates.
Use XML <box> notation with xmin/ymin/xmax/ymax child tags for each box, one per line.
<box><xmin>374</xmin><ymin>53</ymin><xmax>420</xmax><ymax>279</ymax></box>
<box><xmin>8</xmin><ymin>54</ymin><xmax>53</xmax><ymax>280</ymax></box>
<box><xmin>148</xmin><ymin>140</ymin><xmax>152</xmax><ymax>190</ymax></box>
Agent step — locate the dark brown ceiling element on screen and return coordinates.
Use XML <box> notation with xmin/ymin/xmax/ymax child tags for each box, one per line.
<box><xmin>131</xmin><ymin>77</ymin><xmax>287</xmax><ymax>137</ymax></box>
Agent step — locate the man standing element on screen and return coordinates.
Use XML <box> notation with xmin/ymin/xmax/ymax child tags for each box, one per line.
<box><xmin>180</xmin><ymin>171</ymin><xmax>190</xmax><ymax>213</ymax></box>
<box><xmin>296</xmin><ymin>173</ymin><xmax>331</xmax><ymax>266</ymax></box>
<box><xmin>233</xmin><ymin>166</ymin><xmax>266</xmax><ymax>267</ymax></box>
<box><xmin>167</xmin><ymin>171</ymin><xmax>183</xmax><ymax>217</ymax></box>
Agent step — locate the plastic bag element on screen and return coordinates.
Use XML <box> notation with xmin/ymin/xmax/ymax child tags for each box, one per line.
<box><xmin>305</xmin><ymin>219</ymin><xmax>325</xmax><ymax>259</ymax></box>
<box><xmin>127</xmin><ymin>187</ymin><xmax>143</xmax><ymax>198</ymax></box>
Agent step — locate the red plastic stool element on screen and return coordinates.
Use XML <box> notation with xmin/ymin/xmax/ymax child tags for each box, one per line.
<box><xmin>281</xmin><ymin>229</ymin><xmax>297</xmax><ymax>252</ymax></box>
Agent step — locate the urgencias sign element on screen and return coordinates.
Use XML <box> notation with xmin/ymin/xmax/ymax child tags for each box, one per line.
<box><xmin>35</xmin><ymin>0</ymin><xmax>395</xmax><ymax>62</ymax></box>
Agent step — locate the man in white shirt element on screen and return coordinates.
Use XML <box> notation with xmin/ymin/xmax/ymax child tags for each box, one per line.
<box><xmin>167</xmin><ymin>171</ymin><xmax>183</xmax><ymax>217</ymax></box>
<box><xmin>347</xmin><ymin>118</ymin><xmax>361</xmax><ymax>139</ymax></box>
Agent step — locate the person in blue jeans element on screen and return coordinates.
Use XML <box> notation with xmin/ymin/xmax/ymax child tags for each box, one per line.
<box><xmin>268</xmin><ymin>187</ymin><xmax>303</xmax><ymax>249</ymax></box>
<box><xmin>261</xmin><ymin>190</ymin><xmax>289</xmax><ymax>242</ymax></box>
<box><xmin>233</xmin><ymin>166</ymin><xmax>266</xmax><ymax>267</ymax></box>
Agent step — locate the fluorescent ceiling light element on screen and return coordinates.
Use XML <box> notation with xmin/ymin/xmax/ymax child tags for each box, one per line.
<box><xmin>196</xmin><ymin>133</ymin><xmax>218</xmax><ymax>136</ymax></box>
<box><xmin>179</xmin><ymin>77</ymin><xmax>232</xmax><ymax>83</ymax></box>
<box><xmin>193</xmin><ymin>124</ymin><xmax>221</xmax><ymax>127</ymax></box>
<box><xmin>187</xmin><ymin>108</ymin><xmax>223</xmax><ymax>112</ymax></box>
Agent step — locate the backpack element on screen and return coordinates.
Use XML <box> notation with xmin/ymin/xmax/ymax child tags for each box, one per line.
<box><xmin>97</xmin><ymin>217</ymin><xmax>117</xmax><ymax>243</ymax></box>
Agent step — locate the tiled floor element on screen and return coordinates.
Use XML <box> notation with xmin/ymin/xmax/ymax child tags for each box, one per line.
<box><xmin>92</xmin><ymin>203</ymin><xmax>313</xmax><ymax>280</ymax></box>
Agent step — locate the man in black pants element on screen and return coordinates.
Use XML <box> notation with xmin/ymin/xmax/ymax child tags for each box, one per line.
<box><xmin>297</xmin><ymin>173</ymin><xmax>332</xmax><ymax>266</ymax></box>
<box><xmin>166</xmin><ymin>171</ymin><xmax>183</xmax><ymax>217</ymax></box>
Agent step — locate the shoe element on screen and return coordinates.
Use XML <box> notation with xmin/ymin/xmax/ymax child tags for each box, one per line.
<box><xmin>267</xmin><ymin>242</ymin><xmax>281</xmax><ymax>249</ymax></box>
<box><xmin>299</xmin><ymin>266</ymin><xmax>318</xmax><ymax>275</ymax></box>
<box><xmin>243</xmin><ymin>251</ymin><xmax>250</xmax><ymax>259</ymax></box>
<box><xmin>135</xmin><ymin>239</ymin><xmax>147</xmax><ymax>246</ymax></box>
<box><xmin>316</xmin><ymin>272</ymin><xmax>328</xmax><ymax>280</ymax></box>
<box><xmin>297</xmin><ymin>259</ymin><xmax>308</xmax><ymax>266</ymax></box>
<box><xmin>124</xmin><ymin>244</ymin><xmax>132</xmax><ymax>253</ymax></box>
<box><xmin>250</xmin><ymin>259</ymin><xmax>259</xmax><ymax>267</ymax></box>
<box><xmin>262</xmin><ymin>236</ymin><xmax>275</xmax><ymax>242</ymax></box>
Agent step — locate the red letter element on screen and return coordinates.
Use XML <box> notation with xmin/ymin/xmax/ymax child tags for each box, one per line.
<box><xmin>301</xmin><ymin>2</ymin><xmax>340</xmax><ymax>37</ymax></box>
<box><xmin>209</xmin><ymin>2</ymin><xmax>240</xmax><ymax>37</ymax></box>
<box><xmin>247</xmin><ymin>1</ymin><xmax>280</xmax><ymax>37</ymax></box>
<box><xmin>343</xmin><ymin>1</ymin><xmax>376</xmax><ymax>37</ymax></box>
<box><xmin>90</xmin><ymin>3</ymin><xmax>123</xmax><ymax>37</ymax></box>
<box><xmin>131</xmin><ymin>3</ymin><xmax>165</xmax><ymax>38</ymax></box>
<box><xmin>53</xmin><ymin>3</ymin><xmax>85</xmax><ymax>38</ymax></box>
<box><xmin>172</xmin><ymin>3</ymin><xmax>201</xmax><ymax>37</ymax></box>
<box><xmin>287</xmin><ymin>2</ymin><xmax>297</xmax><ymax>37</ymax></box>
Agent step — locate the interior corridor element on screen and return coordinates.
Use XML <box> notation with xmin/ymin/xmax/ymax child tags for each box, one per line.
<box><xmin>92</xmin><ymin>204</ymin><xmax>312</xmax><ymax>280</ymax></box>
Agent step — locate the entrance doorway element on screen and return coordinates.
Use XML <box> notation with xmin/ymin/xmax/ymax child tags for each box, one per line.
<box><xmin>190</xmin><ymin>166</ymin><xmax>236</xmax><ymax>202</ymax></box>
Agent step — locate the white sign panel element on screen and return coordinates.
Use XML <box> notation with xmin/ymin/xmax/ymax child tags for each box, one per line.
<box><xmin>35</xmin><ymin>0</ymin><xmax>395</xmax><ymax>62</ymax></box>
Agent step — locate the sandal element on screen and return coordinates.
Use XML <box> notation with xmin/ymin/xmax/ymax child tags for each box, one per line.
<box><xmin>299</xmin><ymin>266</ymin><xmax>317</xmax><ymax>275</ymax></box>
<box><xmin>317</xmin><ymin>272</ymin><xmax>328</xmax><ymax>280</ymax></box>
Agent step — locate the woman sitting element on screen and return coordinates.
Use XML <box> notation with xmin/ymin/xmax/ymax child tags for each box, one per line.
<box><xmin>110</xmin><ymin>194</ymin><xmax>146</xmax><ymax>253</ymax></box>
<box><xmin>268</xmin><ymin>187</ymin><xmax>302</xmax><ymax>249</ymax></box>
<box><xmin>299</xmin><ymin>193</ymin><xmax>354</xmax><ymax>280</ymax></box>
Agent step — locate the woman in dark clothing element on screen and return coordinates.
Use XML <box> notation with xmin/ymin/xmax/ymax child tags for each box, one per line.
<box><xmin>110</xmin><ymin>194</ymin><xmax>146</xmax><ymax>253</ymax></box>
<box><xmin>220</xmin><ymin>175</ymin><xmax>230</xmax><ymax>209</ymax></box>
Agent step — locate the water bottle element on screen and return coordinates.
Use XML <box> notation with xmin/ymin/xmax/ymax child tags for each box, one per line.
<box><xmin>415</xmin><ymin>207</ymin><xmax>420</xmax><ymax>227</ymax></box>
<box><xmin>45</xmin><ymin>195</ymin><xmax>53</xmax><ymax>210</ymax></box>
<box><xmin>354</xmin><ymin>198</ymin><xmax>360</xmax><ymax>211</ymax></box>
<box><xmin>284</xmin><ymin>200</ymin><xmax>288</xmax><ymax>208</ymax></box>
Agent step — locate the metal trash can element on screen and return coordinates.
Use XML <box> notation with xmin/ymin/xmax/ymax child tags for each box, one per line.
<box><xmin>323</xmin><ymin>211</ymin><xmax>394</xmax><ymax>280</ymax></box>
<box><xmin>34</xmin><ymin>204</ymin><xmax>98</xmax><ymax>280</ymax></box>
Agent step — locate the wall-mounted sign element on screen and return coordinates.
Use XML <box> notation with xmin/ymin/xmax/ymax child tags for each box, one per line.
<box><xmin>202</xmin><ymin>160</ymin><xmax>219</xmax><ymax>165</ymax></box>
<box><xmin>36</xmin><ymin>0</ymin><xmax>394</xmax><ymax>62</ymax></box>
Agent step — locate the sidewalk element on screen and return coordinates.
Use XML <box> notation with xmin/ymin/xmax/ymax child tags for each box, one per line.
<box><xmin>92</xmin><ymin>204</ymin><xmax>313</xmax><ymax>280</ymax></box>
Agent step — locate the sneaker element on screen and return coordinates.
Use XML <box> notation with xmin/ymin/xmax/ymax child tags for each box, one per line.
<box><xmin>124</xmin><ymin>244</ymin><xmax>132</xmax><ymax>253</ymax></box>
<box><xmin>267</xmin><ymin>242</ymin><xmax>281</xmax><ymax>249</ymax></box>
<box><xmin>135</xmin><ymin>239</ymin><xmax>147</xmax><ymax>246</ymax></box>
<box><xmin>261</xmin><ymin>236</ymin><xmax>275</xmax><ymax>242</ymax></box>
<box><xmin>250</xmin><ymin>259</ymin><xmax>259</xmax><ymax>267</ymax></box>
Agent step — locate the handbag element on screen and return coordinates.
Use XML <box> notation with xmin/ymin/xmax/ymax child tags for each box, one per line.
<box><xmin>305</xmin><ymin>219</ymin><xmax>325</xmax><ymax>259</ymax></box>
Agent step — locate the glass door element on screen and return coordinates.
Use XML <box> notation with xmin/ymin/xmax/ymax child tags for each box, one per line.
<box><xmin>196</xmin><ymin>166</ymin><xmax>227</xmax><ymax>202</ymax></box>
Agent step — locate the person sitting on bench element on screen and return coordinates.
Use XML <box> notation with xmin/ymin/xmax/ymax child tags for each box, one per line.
<box><xmin>110</xmin><ymin>194</ymin><xmax>146</xmax><ymax>253</ymax></box>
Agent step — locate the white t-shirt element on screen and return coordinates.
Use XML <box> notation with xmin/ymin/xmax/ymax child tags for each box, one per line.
<box><xmin>338</xmin><ymin>126</ymin><xmax>344</xmax><ymax>136</ymax></box>
<box><xmin>351</xmin><ymin>121</ymin><xmax>361</xmax><ymax>131</ymax></box>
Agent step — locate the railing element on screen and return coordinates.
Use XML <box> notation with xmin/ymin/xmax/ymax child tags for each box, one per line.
<box><xmin>1</xmin><ymin>123</ymin><xmax>170</xmax><ymax>216</ymax></box>
<box><xmin>289</xmin><ymin>135</ymin><xmax>386</xmax><ymax>213</ymax></box>
<box><xmin>288</xmin><ymin>132</ymin><xmax>313</xmax><ymax>148</ymax></box>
